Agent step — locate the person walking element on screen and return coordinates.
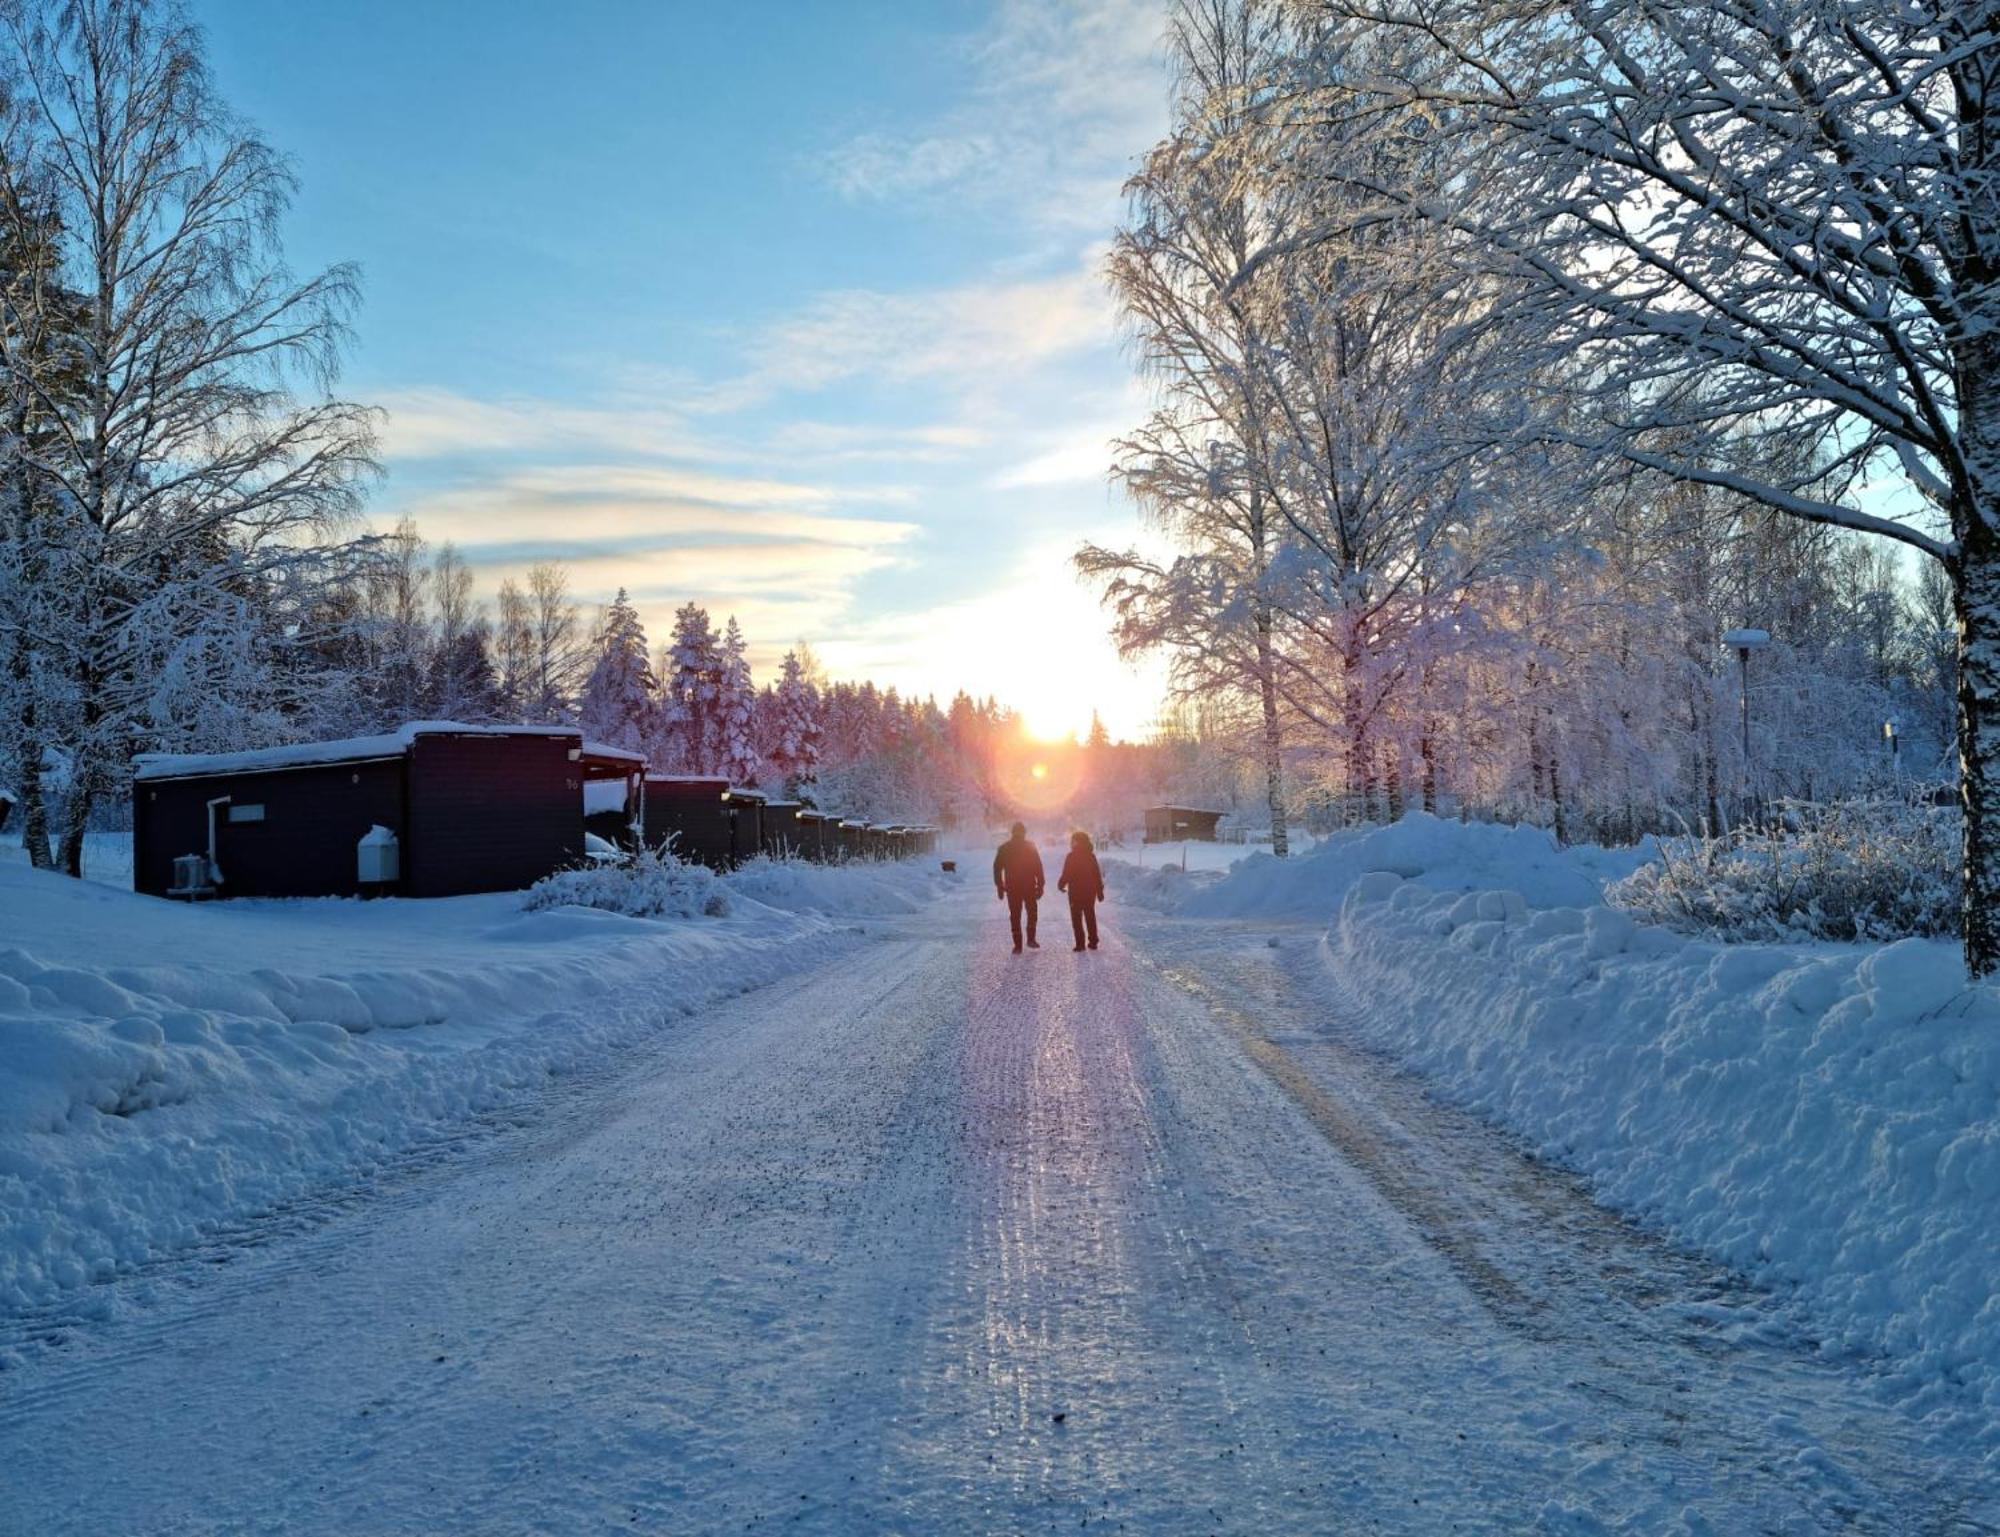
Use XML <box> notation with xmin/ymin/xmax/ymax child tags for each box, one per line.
<box><xmin>1057</xmin><ymin>830</ymin><xmax>1106</xmax><ymax>952</ymax></box>
<box><xmin>992</xmin><ymin>821</ymin><xmax>1044</xmax><ymax>953</ymax></box>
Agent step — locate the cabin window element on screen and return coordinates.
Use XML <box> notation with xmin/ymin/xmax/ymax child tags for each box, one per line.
<box><xmin>227</xmin><ymin>803</ymin><xmax>266</xmax><ymax>823</ymax></box>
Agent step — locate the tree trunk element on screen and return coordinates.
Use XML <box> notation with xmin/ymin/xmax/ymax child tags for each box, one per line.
<box><xmin>1954</xmin><ymin>516</ymin><xmax>2000</xmax><ymax>976</ymax></box>
<box><xmin>13</xmin><ymin>741</ymin><xmax>54</xmax><ymax>868</ymax></box>
<box><xmin>1254</xmin><ymin>594</ymin><xmax>1289</xmax><ymax>858</ymax></box>
<box><xmin>57</xmin><ymin>776</ymin><xmax>93</xmax><ymax>878</ymax></box>
<box><xmin>1419</xmin><ymin>728</ymin><xmax>1438</xmax><ymax>815</ymax></box>
<box><xmin>1384</xmin><ymin>747</ymin><xmax>1403</xmax><ymax>822</ymax></box>
<box><xmin>1549</xmin><ymin>752</ymin><xmax>1568</xmax><ymax>847</ymax></box>
<box><xmin>1947</xmin><ymin>5</ymin><xmax>2000</xmax><ymax>976</ymax></box>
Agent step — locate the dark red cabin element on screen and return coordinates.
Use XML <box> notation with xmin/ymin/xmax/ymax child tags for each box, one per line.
<box><xmin>642</xmin><ymin>775</ymin><xmax>734</xmax><ymax>867</ymax></box>
<box><xmin>132</xmin><ymin>724</ymin><xmax>642</xmax><ymax>900</ymax></box>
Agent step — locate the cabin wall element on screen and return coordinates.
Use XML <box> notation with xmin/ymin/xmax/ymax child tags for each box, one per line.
<box><xmin>645</xmin><ymin>783</ymin><xmax>733</xmax><ymax>868</ymax></box>
<box><xmin>406</xmin><ymin>734</ymin><xmax>581</xmax><ymax>897</ymax></box>
<box><xmin>134</xmin><ymin>759</ymin><xmax>406</xmax><ymax>898</ymax></box>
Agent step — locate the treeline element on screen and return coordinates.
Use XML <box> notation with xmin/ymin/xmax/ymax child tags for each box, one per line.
<box><xmin>1085</xmin><ymin>0</ymin><xmax>1964</xmax><ymax>871</ymax></box>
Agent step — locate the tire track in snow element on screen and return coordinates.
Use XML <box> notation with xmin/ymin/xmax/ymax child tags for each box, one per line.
<box><xmin>1140</xmin><ymin>919</ymin><xmax>1995</xmax><ymax>1535</ymax></box>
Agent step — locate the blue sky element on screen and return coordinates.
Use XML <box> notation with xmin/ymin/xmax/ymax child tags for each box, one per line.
<box><xmin>192</xmin><ymin>0</ymin><xmax>1171</xmax><ymax>739</ymax></box>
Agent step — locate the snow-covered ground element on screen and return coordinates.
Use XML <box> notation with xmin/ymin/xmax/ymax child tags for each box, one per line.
<box><xmin>2</xmin><ymin>823</ymin><xmax>1993</xmax><ymax>1528</ymax></box>
<box><xmin>0</xmin><ymin>852</ymin><xmax>946</xmax><ymax>1312</ymax></box>
<box><xmin>1125</xmin><ymin>813</ymin><xmax>2000</xmax><ymax>1466</ymax></box>
<box><xmin>0</xmin><ymin>828</ymin><xmax>133</xmax><ymax>887</ymax></box>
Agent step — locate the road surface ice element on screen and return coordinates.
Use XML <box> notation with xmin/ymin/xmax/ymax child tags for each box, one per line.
<box><xmin>1</xmin><ymin>882</ymin><xmax>1991</xmax><ymax>1533</ymax></box>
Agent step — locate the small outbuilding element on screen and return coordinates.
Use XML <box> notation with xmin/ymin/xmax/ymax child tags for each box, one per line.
<box><xmin>1143</xmin><ymin>805</ymin><xmax>1225</xmax><ymax>843</ymax></box>
<box><xmin>835</xmin><ymin>818</ymin><xmax>868</xmax><ymax>862</ymax></box>
<box><xmin>644</xmin><ymin>776</ymin><xmax>734</xmax><ymax>867</ymax></box>
<box><xmin>132</xmin><ymin>722</ymin><xmax>642</xmax><ymax>900</ymax></box>
<box><xmin>760</xmin><ymin>800</ymin><xmax>804</xmax><ymax>859</ymax></box>
<box><xmin>723</xmin><ymin>787</ymin><xmax>766</xmax><ymax>865</ymax></box>
<box><xmin>792</xmin><ymin>809</ymin><xmax>835</xmax><ymax>862</ymax></box>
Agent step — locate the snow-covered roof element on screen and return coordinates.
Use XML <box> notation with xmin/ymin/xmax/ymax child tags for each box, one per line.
<box><xmin>644</xmin><ymin>773</ymin><xmax>731</xmax><ymax>787</ymax></box>
<box><xmin>579</xmin><ymin>741</ymin><xmax>645</xmax><ymax>765</ymax></box>
<box><xmin>134</xmin><ymin>722</ymin><xmax>587</xmax><ymax>782</ymax></box>
<box><xmin>721</xmin><ymin>787</ymin><xmax>766</xmax><ymax>803</ymax></box>
<box><xmin>1145</xmin><ymin>804</ymin><xmax>1226</xmax><ymax>817</ymax></box>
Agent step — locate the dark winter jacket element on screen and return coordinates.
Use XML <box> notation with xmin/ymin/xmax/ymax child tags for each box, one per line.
<box><xmin>993</xmin><ymin>835</ymin><xmax>1045</xmax><ymax>898</ymax></box>
<box><xmin>1058</xmin><ymin>848</ymin><xmax>1105</xmax><ymax>905</ymax></box>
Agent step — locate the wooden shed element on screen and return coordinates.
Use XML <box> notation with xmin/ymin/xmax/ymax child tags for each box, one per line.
<box><xmin>723</xmin><ymin>787</ymin><xmax>766</xmax><ymax>865</ymax></box>
<box><xmin>835</xmin><ymin>818</ymin><xmax>868</xmax><ymax>862</ymax></box>
<box><xmin>1143</xmin><ymin>805</ymin><xmax>1225</xmax><ymax>843</ymax></box>
<box><xmin>792</xmin><ymin>809</ymin><xmax>835</xmax><ymax>862</ymax></box>
<box><xmin>760</xmin><ymin>800</ymin><xmax>804</xmax><ymax>858</ymax></box>
<box><xmin>644</xmin><ymin>775</ymin><xmax>733</xmax><ymax>867</ymax></box>
<box><xmin>131</xmin><ymin>723</ymin><xmax>640</xmax><ymax>900</ymax></box>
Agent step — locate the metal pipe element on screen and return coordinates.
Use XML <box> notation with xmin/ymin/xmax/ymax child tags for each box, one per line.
<box><xmin>205</xmin><ymin>796</ymin><xmax>231</xmax><ymax>886</ymax></box>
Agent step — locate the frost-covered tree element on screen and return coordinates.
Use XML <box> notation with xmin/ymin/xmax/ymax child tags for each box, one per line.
<box><xmin>763</xmin><ymin>647</ymin><xmax>823</xmax><ymax>791</ymax></box>
<box><xmin>0</xmin><ymin>0</ymin><xmax>376</xmax><ymax>874</ymax></box>
<box><xmin>426</xmin><ymin>543</ymin><xmax>476</xmax><ymax>719</ymax></box>
<box><xmin>578</xmin><ymin>589</ymin><xmax>655</xmax><ymax>755</ymax></box>
<box><xmin>494</xmin><ymin>578</ymin><xmax>533</xmax><ymax>719</ymax></box>
<box><xmin>658</xmin><ymin>601</ymin><xmax>721</xmax><ymax>773</ymax></box>
<box><xmin>1267</xmin><ymin>0</ymin><xmax>2000</xmax><ymax>966</ymax></box>
<box><xmin>1082</xmin><ymin>0</ymin><xmax>1295</xmax><ymax>855</ymax></box>
<box><xmin>716</xmin><ymin>615</ymin><xmax>759</xmax><ymax>784</ymax></box>
<box><xmin>524</xmin><ymin>561</ymin><xmax>585</xmax><ymax>723</ymax></box>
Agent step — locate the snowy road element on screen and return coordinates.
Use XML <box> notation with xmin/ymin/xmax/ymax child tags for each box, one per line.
<box><xmin>1</xmin><ymin>882</ymin><xmax>1990</xmax><ymax>1533</ymax></box>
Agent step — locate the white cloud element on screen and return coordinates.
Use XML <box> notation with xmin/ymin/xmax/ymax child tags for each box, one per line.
<box><xmin>769</xmin><ymin>419</ymin><xmax>988</xmax><ymax>463</ymax></box>
<box><xmin>705</xmin><ymin>260</ymin><xmax>1116</xmax><ymax>409</ymax></box>
<box><xmin>818</xmin><ymin>0</ymin><xmax>1168</xmax><ymax>234</ymax></box>
<box><xmin>818</xmin><ymin>133</ymin><xmax>996</xmax><ymax>200</ymax></box>
<box><xmin>376</xmin><ymin>387</ymin><xmax>713</xmax><ymax>463</ymax></box>
<box><xmin>383</xmin><ymin>463</ymin><xmax>924</xmax><ymax>676</ymax></box>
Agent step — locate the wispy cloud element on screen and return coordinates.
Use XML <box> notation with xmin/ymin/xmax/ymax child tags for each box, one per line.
<box><xmin>389</xmin><ymin>462</ymin><xmax>923</xmax><ymax>670</ymax></box>
<box><xmin>816</xmin><ymin>0</ymin><xmax>1167</xmax><ymax>232</ymax></box>
<box><xmin>375</xmin><ymin>387</ymin><xmax>715</xmax><ymax>463</ymax></box>
<box><xmin>695</xmin><ymin>260</ymin><xmax>1116</xmax><ymax>412</ymax></box>
<box><xmin>818</xmin><ymin>133</ymin><xmax>996</xmax><ymax>200</ymax></box>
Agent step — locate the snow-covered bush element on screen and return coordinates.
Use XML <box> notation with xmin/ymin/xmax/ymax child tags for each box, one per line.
<box><xmin>1609</xmin><ymin>797</ymin><xmax>1958</xmax><ymax>943</ymax></box>
<box><xmin>523</xmin><ymin>845</ymin><xmax>729</xmax><ymax>920</ymax></box>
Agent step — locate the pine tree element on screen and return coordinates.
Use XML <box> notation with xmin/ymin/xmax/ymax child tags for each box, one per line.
<box><xmin>578</xmin><ymin>589</ymin><xmax>656</xmax><ymax>754</ymax></box>
<box><xmin>717</xmin><ymin>616</ymin><xmax>760</xmax><ymax>784</ymax></box>
<box><xmin>660</xmin><ymin>602</ymin><xmax>722</xmax><ymax>772</ymax></box>
<box><xmin>767</xmin><ymin>648</ymin><xmax>823</xmax><ymax>791</ymax></box>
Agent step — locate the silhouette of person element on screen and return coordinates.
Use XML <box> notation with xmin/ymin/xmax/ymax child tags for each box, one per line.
<box><xmin>992</xmin><ymin>821</ymin><xmax>1044</xmax><ymax>953</ymax></box>
<box><xmin>1058</xmin><ymin>830</ymin><xmax>1106</xmax><ymax>951</ymax></box>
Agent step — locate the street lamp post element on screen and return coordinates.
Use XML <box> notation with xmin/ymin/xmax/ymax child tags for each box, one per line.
<box><xmin>1884</xmin><ymin>719</ymin><xmax>1900</xmax><ymax>777</ymax></box>
<box><xmin>1722</xmin><ymin>628</ymin><xmax>1770</xmax><ymax>819</ymax></box>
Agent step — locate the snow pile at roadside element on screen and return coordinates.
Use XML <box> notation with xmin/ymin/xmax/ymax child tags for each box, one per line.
<box><xmin>1194</xmin><ymin>814</ymin><xmax>1997</xmax><ymax>1446</ymax></box>
<box><xmin>1169</xmin><ymin>813</ymin><xmax>1647</xmax><ymax>918</ymax></box>
<box><xmin>1099</xmin><ymin>857</ymin><xmax>1226</xmax><ymax>913</ymax></box>
<box><xmin>0</xmin><ymin>856</ymin><xmax>905</xmax><ymax>1316</ymax></box>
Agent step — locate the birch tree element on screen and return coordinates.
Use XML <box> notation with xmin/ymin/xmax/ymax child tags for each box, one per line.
<box><xmin>1082</xmin><ymin>0</ymin><xmax>1296</xmax><ymax>855</ymax></box>
<box><xmin>0</xmin><ymin>0</ymin><xmax>375</xmax><ymax>874</ymax></box>
<box><xmin>1270</xmin><ymin>0</ymin><xmax>2000</xmax><ymax>967</ymax></box>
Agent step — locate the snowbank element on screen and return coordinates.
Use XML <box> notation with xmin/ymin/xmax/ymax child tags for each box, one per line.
<box><xmin>1188</xmin><ymin>814</ymin><xmax>1998</xmax><ymax>1448</ymax></box>
<box><xmin>1117</xmin><ymin>813</ymin><xmax>1644</xmax><ymax>917</ymax></box>
<box><xmin>0</xmin><ymin>855</ymin><xmax>927</xmax><ymax>1316</ymax></box>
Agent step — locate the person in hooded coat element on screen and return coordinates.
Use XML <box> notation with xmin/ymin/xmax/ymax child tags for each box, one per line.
<box><xmin>1057</xmin><ymin>830</ymin><xmax>1106</xmax><ymax>951</ymax></box>
<box><xmin>992</xmin><ymin>821</ymin><xmax>1045</xmax><ymax>952</ymax></box>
